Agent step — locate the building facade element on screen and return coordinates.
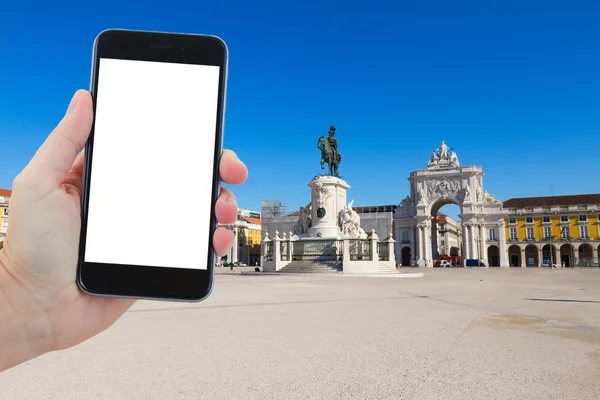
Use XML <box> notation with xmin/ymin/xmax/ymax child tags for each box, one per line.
<box><xmin>0</xmin><ymin>189</ymin><xmax>11</xmax><ymax>248</ymax></box>
<box><xmin>394</xmin><ymin>142</ymin><xmax>599</xmax><ymax>267</ymax></box>
<box><xmin>261</xmin><ymin>141</ymin><xmax>599</xmax><ymax>268</ymax></box>
<box><xmin>219</xmin><ymin>210</ymin><xmax>262</xmax><ymax>266</ymax></box>
<box><xmin>436</xmin><ymin>213</ymin><xmax>462</xmax><ymax>258</ymax></box>
<box><xmin>503</xmin><ymin>195</ymin><xmax>600</xmax><ymax>267</ymax></box>
<box><xmin>238</xmin><ymin>208</ymin><xmax>261</xmax><ymax>219</ymax></box>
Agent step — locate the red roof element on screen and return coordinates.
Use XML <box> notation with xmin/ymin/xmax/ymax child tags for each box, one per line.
<box><xmin>0</xmin><ymin>189</ymin><xmax>11</xmax><ymax>197</ymax></box>
<box><xmin>246</xmin><ymin>217</ymin><xmax>261</xmax><ymax>225</ymax></box>
<box><xmin>437</xmin><ymin>213</ymin><xmax>447</xmax><ymax>224</ymax></box>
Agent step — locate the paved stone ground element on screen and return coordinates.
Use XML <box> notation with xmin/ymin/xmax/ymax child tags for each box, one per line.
<box><xmin>2</xmin><ymin>268</ymin><xmax>600</xmax><ymax>400</ymax></box>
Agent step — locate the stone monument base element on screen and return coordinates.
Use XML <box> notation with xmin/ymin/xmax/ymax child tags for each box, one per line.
<box><xmin>306</xmin><ymin>175</ymin><xmax>350</xmax><ymax>239</ymax></box>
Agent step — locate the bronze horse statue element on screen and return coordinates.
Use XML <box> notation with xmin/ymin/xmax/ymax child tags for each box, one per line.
<box><xmin>318</xmin><ymin>136</ymin><xmax>342</xmax><ymax>177</ymax></box>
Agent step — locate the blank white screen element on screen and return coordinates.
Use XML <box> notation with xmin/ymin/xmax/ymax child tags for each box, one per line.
<box><xmin>84</xmin><ymin>58</ymin><xmax>220</xmax><ymax>270</ymax></box>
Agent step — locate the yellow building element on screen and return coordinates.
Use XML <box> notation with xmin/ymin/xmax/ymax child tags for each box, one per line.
<box><xmin>219</xmin><ymin>210</ymin><xmax>262</xmax><ymax>266</ymax></box>
<box><xmin>239</xmin><ymin>217</ymin><xmax>262</xmax><ymax>266</ymax></box>
<box><xmin>503</xmin><ymin>194</ymin><xmax>600</xmax><ymax>267</ymax></box>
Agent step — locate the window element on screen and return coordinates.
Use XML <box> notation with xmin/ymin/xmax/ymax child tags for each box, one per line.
<box><xmin>526</xmin><ymin>227</ymin><xmax>534</xmax><ymax>240</ymax></box>
<box><xmin>542</xmin><ymin>216</ymin><xmax>551</xmax><ymax>223</ymax></box>
<box><xmin>1</xmin><ymin>220</ymin><xmax>7</xmax><ymax>233</ymax></box>
<box><xmin>526</xmin><ymin>216</ymin><xmax>534</xmax><ymax>223</ymax></box>
<box><xmin>543</xmin><ymin>226</ymin><xmax>552</xmax><ymax>239</ymax></box>
<box><xmin>579</xmin><ymin>215</ymin><xmax>587</xmax><ymax>222</ymax></box>
<box><xmin>509</xmin><ymin>217</ymin><xmax>516</xmax><ymax>224</ymax></box>
<box><xmin>561</xmin><ymin>226</ymin><xmax>570</xmax><ymax>239</ymax></box>
<box><xmin>402</xmin><ymin>231</ymin><xmax>409</xmax><ymax>242</ymax></box>
<box><xmin>580</xmin><ymin>225</ymin><xmax>589</xmax><ymax>239</ymax></box>
<box><xmin>2</xmin><ymin>208</ymin><xmax>7</xmax><ymax>216</ymax></box>
<box><xmin>509</xmin><ymin>227</ymin><xmax>518</xmax><ymax>241</ymax></box>
<box><xmin>488</xmin><ymin>228</ymin><xmax>496</xmax><ymax>241</ymax></box>
<box><xmin>560</xmin><ymin>215</ymin><xmax>569</xmax><ymax>222</ymax></box>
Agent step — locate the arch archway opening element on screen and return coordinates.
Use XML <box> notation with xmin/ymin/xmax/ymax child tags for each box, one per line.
<box><xmin>542</xmin><ymin>244</ymin><xmax>557</xmax><ymax>266</ymax></box>
<box><xmin>578</xmin><ymin>244</ymin><xmax>593</xmax><ymax>267</ymax></box>
<box><xmin>508</xmin><ymin>245</ymin><xmax>521</xmax><ymax>267</ymax></box>
<box><xmin>401</xmin><ymin>247</ymin><xmax>411</xmax><ymax>267</ymax></box>
<box><xmin>430</xmin><ymin>200</ymin><xmax>463</xmax><ymax>267</ymax></box>
<box><xmin>525</xmin><ymin>245</ymin><xmax>539</xmax><ymax>267</ymax></box>
<box><xmin>560</xmin><ymin>244</ymin><xmax>573</xmax><ymax>267</ymax></box>
<box><xmin>487</xmin><ymin>245</ymin><xmax>500</xmax><ymax>267</ymax></box>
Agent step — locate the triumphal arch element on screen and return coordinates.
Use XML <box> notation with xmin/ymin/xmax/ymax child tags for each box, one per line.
<box><xmin>394</xmin><ymin>141</ymin><xmax>509</xmax><ymax>267</ymax></box>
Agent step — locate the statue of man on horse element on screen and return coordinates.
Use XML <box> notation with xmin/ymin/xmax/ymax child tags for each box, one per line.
<box><xmin>318</xmin><ymin>125</ymin><xmax>342</xmax><ymax>177</ymax></box>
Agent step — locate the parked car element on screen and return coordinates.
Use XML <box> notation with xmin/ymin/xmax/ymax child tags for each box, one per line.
<box><xmin>466</xmin><ymin>259</ymin><xmax>485</xmax><ymax>267</ymax></box>
<box><xmin>434</xmin><ymin>259</ymin><xmax>452</xmax><ymax>268</ymax></box>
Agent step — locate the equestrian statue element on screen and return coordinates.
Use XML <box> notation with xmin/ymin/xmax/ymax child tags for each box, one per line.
<box><xmin>317</xmin><ymin>125</ymin><xmax>342</xmax><ymax>177</ymax></box>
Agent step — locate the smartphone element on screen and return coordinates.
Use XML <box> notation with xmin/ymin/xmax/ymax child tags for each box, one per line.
<box><xmin>77</xmin><ymin>29</ymin><xmax>228</xmax><ymax>301</ymax></box>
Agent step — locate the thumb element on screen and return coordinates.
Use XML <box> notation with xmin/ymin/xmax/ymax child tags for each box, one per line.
<box><xmin>20</xmin><ymin>90</ymin><xmax>93</xmax><ymax>193</ymax></box>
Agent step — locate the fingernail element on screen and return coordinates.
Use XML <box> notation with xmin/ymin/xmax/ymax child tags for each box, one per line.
<box><xmin>228</xmin><ymin>193</ymin><xmax>238</xmax><ymax>208</ymax></box>
<box><xmin>67</xmin><ymin>92</ymin><xmax>79</xmax><ymax>114</ymax></box>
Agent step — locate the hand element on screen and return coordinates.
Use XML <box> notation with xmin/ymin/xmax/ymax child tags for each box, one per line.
<box><xmin>0</xmin><ymin>90</ymin><xmax>247</xmax><ymax>372</ymax></box>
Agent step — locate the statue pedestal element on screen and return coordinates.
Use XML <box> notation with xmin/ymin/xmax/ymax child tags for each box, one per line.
<box><xmin>306</xmin><ymin>176</ymin><xmax>349</xmax><ymax>239</ymax></box>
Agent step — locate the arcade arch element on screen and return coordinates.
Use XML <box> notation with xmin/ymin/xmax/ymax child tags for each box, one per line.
<box><xmin>525</xmin><ymin>245</ymin><xmax>539</xmax><ymax>267</ymax></box>
<box><xmin>579</xmin><ymin>244</ymin><xmax>593</xmax><ymax>267</ymax></box>
<box><xmin>508</xmin><ymin>245</ymin><xmax>521</xmax><ymax>267</ymax></box>
<box><xmin>487</xmin><ymin>245</ymin><xmax>500</xmax><ymax>267</ymax></box>
<box><xmin>560</xmin><ymin>244</ymin><xmax>574</xmax><ymax>267</ymax></box>
<box><xmin>430</xmin><ymin>200</ymin><xmax>463</xmax><ymax>262</ymax></box>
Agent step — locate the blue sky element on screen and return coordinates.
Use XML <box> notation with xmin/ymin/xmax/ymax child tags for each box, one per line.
<box><xmin>1</xmin><ymin>1</ymin><xmax>599</xmax><ymax>220</ymax></box>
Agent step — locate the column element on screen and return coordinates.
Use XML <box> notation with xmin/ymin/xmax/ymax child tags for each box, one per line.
<box><xmin>409</xmin><ymin>225</ymin><xmax>416</xmax><ymax>263</ymax></box>
<box><xmin>469</xmin><ymin>224</ymin><xmax>476</xmax><ymax>260</ymax></box>
<box><xmin>231</xmin><ymin>228</ymin><xmax>238</xmax><ymax>263</ymax></box>
<box><xmin>424</xmin><ymin>220</ymin><xmax>432</xmax><ymax>267</ymax></box>
<box><xmin>498</xmin><ymin>223</ymin><xmax>509</xmax><ymax>267</ymax></box>
<box><xmin>416</xmin><ymin>226</ymin><xmax>422</xmax><ymax>262</ymax></box>
<box><xmin>342</xmin><ymin>238</ymin><xmax>350</xmax><ymax>271</ymax></box>
<box><xmin>371</xmin><ymin>235</ymin><xmax>379</xmax><ymax>264</ymax></box>
<box><xmin>520</xmin><ymin>247</ymin><xmax>526</xmax><ymax>267</ymax></box>
<box><xmin>289</xmin><ymin>233</ymin><xmax>295</xmax><ymax>261</ymax></box>
<box><xmin>388</xmin><ymin>236</ymin><xmax>396</xmax><ymax>265</ymax></box>
<box><xmin>463</xmin><ymin>224</ymin><xmax>470</xmax><ymax>265</ymax></box>
<box><xmin>421</xmin><ymin>223</ymin><xmax>427</xmax><ymax>266</ymax></box>
<box><xmin>272</xmin><ymin>233</ymin><xmax>281</xmax><ymax>271</ymax></box>
<box><xmin>538</xmin><ymin>246</ymin><xmax>543</xmax><ymax>268</ymax></box>
<box><xmin>592</xmin><ymin>247</ymin><xmax>598</xmax><ymax>265</ymax></box>
<box><xmin>479</xmin><ymin>223</ymin><xmax>486</xmax><ymax>262</ymax></box>
<box><xmin>420</xmin><ymin>225</ymin><xmax>425</xmax><ymax>265</ymax></box>
<box><xmin>553</xmin><ymin>246</ymin><xmax>560</xmax><ymax>267</ymax></box>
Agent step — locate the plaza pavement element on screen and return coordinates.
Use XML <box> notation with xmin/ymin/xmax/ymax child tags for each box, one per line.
<box><xmin>1</xmin><ymin>268</ymin><xmax>600</xmax><ymax>400</ymax></box>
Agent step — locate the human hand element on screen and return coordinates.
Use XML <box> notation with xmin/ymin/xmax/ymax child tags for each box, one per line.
<box><xmin>0</xmin><ymin>90</ymin><xmax>247</xmax><ymax>372</ymax></box>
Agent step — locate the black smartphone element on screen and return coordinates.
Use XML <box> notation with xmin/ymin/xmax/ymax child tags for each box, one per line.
<box><xmin>77</xmin><ymin>29</ymin><xmax>228</xmax><ymax>301</ymax></box>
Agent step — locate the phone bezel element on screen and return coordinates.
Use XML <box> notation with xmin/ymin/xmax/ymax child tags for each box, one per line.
<box><xmin>77</xmin><ymin>29</ymin><xmax>227</xmax><ymax>302</ymax></box>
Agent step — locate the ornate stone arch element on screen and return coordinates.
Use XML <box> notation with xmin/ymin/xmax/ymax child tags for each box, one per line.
<box><xmin>394</xmin><ymin>141</ymin><xmax>508</xmax><ymax>267</ymax></box>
